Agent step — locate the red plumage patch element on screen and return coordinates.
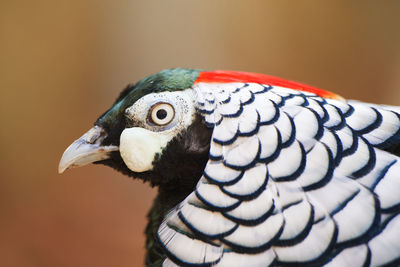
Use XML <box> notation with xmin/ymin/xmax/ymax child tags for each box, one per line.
<box><xmin>195</xmin><ymin>70</ymin><xmax>343</xmax><ymax>100</ymax></box>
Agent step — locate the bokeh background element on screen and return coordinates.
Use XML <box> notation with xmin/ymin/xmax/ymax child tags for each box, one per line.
<box><xmin>1</xmin><ymin>1</ymin><xmax>400</xmax><ymax>266</ymax></box>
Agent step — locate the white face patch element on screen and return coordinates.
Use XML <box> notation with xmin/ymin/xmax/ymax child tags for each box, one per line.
<box><xmin>120</xmin><ymin>89</ymin><xmax>196</xmax><ymax>172</ymax></box>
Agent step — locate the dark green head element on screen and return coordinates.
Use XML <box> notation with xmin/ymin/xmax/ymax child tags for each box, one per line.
<box><xmin>59</xmin><ymin>68</ymin><xmax>210</xmax><ymax>189</ymax></box>
<box><xmin>96</xmin><ymin>68</ymin><xmax>200</xmax><ymax>145</ymax></box>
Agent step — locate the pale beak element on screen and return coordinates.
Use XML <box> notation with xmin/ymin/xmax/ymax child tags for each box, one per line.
<box><xmin>58</xmin><ymin>126</ymin><xmax>119</xmax><ymax>174</ymax></box>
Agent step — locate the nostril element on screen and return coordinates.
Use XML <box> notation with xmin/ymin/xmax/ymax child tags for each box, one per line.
<box><xmin>85</xmin><ymin>126</ymin><xmax>106</xmax><ymax>144</ymax></box>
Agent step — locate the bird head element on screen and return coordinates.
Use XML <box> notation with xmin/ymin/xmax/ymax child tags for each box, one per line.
<box><xmin>59</xmin><ymin>68</ymin><xmax>212</xmax><ymax>191</ymax></box>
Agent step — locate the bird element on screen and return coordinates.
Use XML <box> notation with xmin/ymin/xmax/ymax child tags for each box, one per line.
<box><xmin>59</xmin><ymin>68</ymin><xmax>400</xmax><ymax>266</ymax></box>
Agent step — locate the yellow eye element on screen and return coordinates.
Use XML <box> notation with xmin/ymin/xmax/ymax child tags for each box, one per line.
<box><xmin>150</xmin><ymin>103</ymin><xmax>175</xmax><ymax>126</ymax></box>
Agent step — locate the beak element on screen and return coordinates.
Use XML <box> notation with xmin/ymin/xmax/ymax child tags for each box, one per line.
<box><xmin>58</xmin><ymin>126</ymin><xmax>119</xmax><ymax>174</ymax></box>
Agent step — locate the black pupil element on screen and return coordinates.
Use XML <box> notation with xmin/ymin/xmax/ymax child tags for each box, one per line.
<box><xmin>156</xmin><ymin>109</ymin><xmax>168</xmax><ymax>120</ymax></box>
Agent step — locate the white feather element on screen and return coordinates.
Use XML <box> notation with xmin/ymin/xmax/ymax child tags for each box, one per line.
<box><xmin>325</xmin><ymin>98</ymin><xmax>351</xmax><ymax>114</ymax></box>
<box><xmin>254</xmin><ymin>96</ymin><xmax>277</xmax><ymax>123</ymax></box>
<box><xmin>273</xmin><ymin>181</ymin><xmax>305</xmax><ymax>210</ymax></box>
<box><xmin>346</xmin><ymin>103</ymin><xmax>377</xmax><ymax>132</ymax></box>
<box><xmin>205</xmin><ymin>110</ymin><xmax>222</xmax><ymax>126</ymax></box>
<box><xmin>157</xmin><ymin>222</ymin><xmax>223</xmax><ymax>265</ymax></box>
<box><xmin>223</xmin><ymin>136</ymin><xmax>259</xmax><ymax>168</ymax></box>
<box><xmin>217</xmin><ymin>83</ymin><xmax>245</xmax><ymax>94</ymax></box>
<box><xmin>215</xmin><ymin>249</ymin><xmax>275</xmax><ymax>267</ymax></box>
<box><xmin>223</xmin><ymin>213</ymin><xmax>283</xmax><ymax>248</ymax></box>
<box><xmin>323</xmin><ymin>104</ymin><xmax>343</xmax><ymax>128</ymax></box>
<box><xmin>285</xmin><ymin>95</ymin><xmax>306</xmax><ymax>106</ymax></box>
<box><xmin>217</xmin><ymin>95</ymin><xmax>241</xmax><ymax>117</ymax></box>
<box><xmin>336</xmin><ymin>137</ymin><xmax>370</xmax><ymax>176</ymax></box>
<box><xmin>196</xmin><ymin>182</ymin><xmax>239</xmax><ymax>209</ymax></box>
<box><xmin>325</xmin><ymin>244</ymin><xmax>368</xmax><ymax>267</ymax></box>
<box><xmin>238</xmin><ymin>105</ymin><xmax>259</xmax><ymax>135</ymax></box>
<box><xmin>180</xmin><ymin>203</ymin><xmax>236</xmax><ymax>237</ymax></box>
<box><xmin>268</xmin><ymin>140</ymin><xmax>303</xmax><ymax>180</ymax></box>
<box><xmin>374</xmin><ymin>160</ymin><xmax>400</xmax><ymax>210</ymax></box>
<box><xmin>369</xmin><ymin>215</ymin><xmax>400</xmax><ymax>266</ymax></box>
<box><xmin>236</xmin><ymin>86</ymin><xmax>253</xmax><ymax>104</ymax></box>
<box><xmin>264</xmin><ymin>91</ymin><xmax>283</xmax><ymax>106</ymax></box>
<box><xmin>204</xmin><ymin>96</ymin><xmax>216</xmax><ymax>114</ymax></box>
<box><xmin>356</xmin><ymin>149</ymin><xmax>396</xmax><ymax>189</ymax></box>
<box><xmin>296</xmin><ymin>142</ymin><xmax>331</xmax><ymax>188</ymax></box>
<box><xmin>204</xmin><ymin>161</ymin><xmax>242</xmax><ymax>184</ymax></box>
<box><xmin>258</xmin><ymin>125</ymin><xmax>279</xmax><ymax>160</ymax></box>
<box><xmin>363</xmin><ymin>109</ymin><xmax>400</xmax><ymax>145</ymax></box>
<box><xmin>335</xmin><ymin>126</ymin><xmax>354</xmax><ymax>151</ymax></box>
<box><xmin>212</xmin><ymin>117</ymin><xmax>239</xmax><ymax>144</ymax></box>
<box><xmin>306</xmin><ymin>175</ymin><xmax>359</xmax><ymax>221</ymax></box>
<box><xmin>274</xmin><ymin>111</ymin><xmax>293</xmax><ymax>144</ymax></box>
<box><xmin>307</xmin><ymin>98</ymin><xmax>325</xmax><ymax>118</ymax></box>
<box><xmin>225</xmin><ymin>186</ymin><xmax>274</xmax><ymax>221</ymax></box>
<box><xmin>214</xmin><ymin>88</ymin><xmax>230</xmax><ymax>103</ymax></box>
<box><xmin>247</xmin><ymin>83</ymin><xmax>266</xmax><ymax>94</ymax></box>
<box><xmin>271</xmin><ymin>86</ymin><xmax>300</xmax><ymax>97</ymax></box>
<box><xmin>333</xmin><ymin>187</ymin><xmax>376</xmax><ymax>243</ymax></box>
<box><xmin>222</xmin><ymin>164</ymin><xmax>267</xmax><ymax>196</ymax></box>
<box><xmin>274</xmin><ymin>216</ymin><xmax>335</xmax><ymax>262</ymax></box>
<box><xmin>279</xmin><ymin>199</ymin><xmax>312</xmax><ymax>241</ymax></box>
<box><xmin>319</xmin><ymin>129</ymin><xmax>338</xmax><ymax>159</ymax></box>
<box><xmin>209</xmin><ymin>140</ymin><xmax>223</xmax><ymax>159</ymax></box>
<box><xmin>292</xmin><ymin>107</ymin><xmax>320</xmax><ymax>151</ymax></box>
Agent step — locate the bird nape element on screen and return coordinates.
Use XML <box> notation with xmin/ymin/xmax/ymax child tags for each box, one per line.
<box><xmin>59</xmin><ymin>68</ymin><xmax>400</xmax><ymax>267</ymax></box>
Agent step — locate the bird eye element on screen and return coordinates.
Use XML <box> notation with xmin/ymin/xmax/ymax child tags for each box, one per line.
<box><xmin>149</xmin><ymin>103</ymin><xmax>175</xmax><ymax>126</ymax></box>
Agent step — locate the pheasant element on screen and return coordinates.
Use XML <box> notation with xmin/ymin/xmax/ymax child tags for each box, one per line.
<box><xmin>59</xmin><ymin>69</ymin><xmax>400</xmax><ymax>266</ymax></box>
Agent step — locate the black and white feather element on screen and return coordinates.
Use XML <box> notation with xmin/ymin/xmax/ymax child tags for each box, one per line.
<box><xmin>157</xmin><ymin>82</ymin><xmax>400</xmax><ymax>266</ymax></box>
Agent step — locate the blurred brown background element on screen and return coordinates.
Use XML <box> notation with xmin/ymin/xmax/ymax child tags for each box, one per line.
<box><xmin>1</xmin><ymin>1</ymin><xmax>400</xmax><ymax>266</ymax></box>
